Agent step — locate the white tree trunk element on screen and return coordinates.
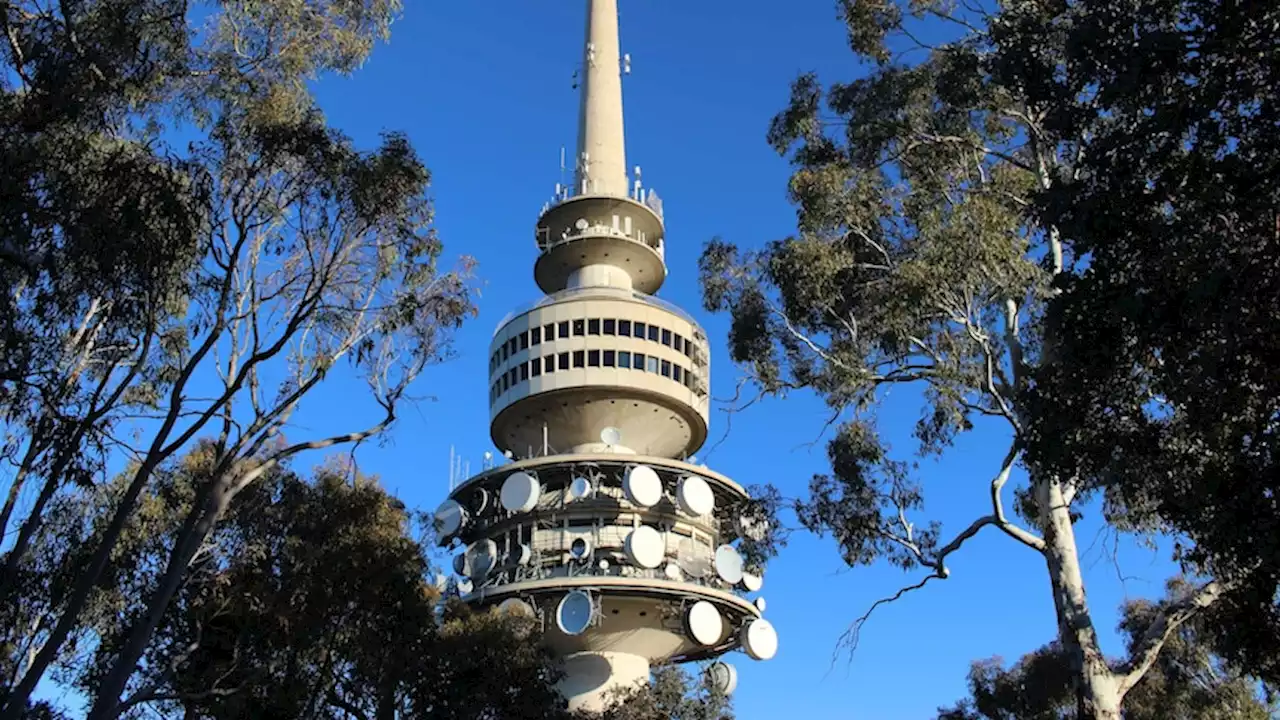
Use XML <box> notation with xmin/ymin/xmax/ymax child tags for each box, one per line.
<box><xmin>1038</xmin><ymin>477</ymin><xmax>1123</xmax><ymax>720</ymax></box>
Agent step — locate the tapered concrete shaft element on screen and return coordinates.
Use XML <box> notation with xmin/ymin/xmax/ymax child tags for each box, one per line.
<box><xmin>575</xmin><ymin>0</ymin><xmax>628</xmax><ymax>197</ymax></box>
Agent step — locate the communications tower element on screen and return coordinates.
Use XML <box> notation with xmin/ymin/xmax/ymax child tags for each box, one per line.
<box><xmin>433</xmin><ymin>0</ymin><xmax>777</xmax><ymax>711</ymax></box>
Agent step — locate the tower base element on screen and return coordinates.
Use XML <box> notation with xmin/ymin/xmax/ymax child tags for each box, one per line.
<box><xmin>559</xmin><ymin>651</ymin><xmax>650</xmax><ymax>713</ymax></box>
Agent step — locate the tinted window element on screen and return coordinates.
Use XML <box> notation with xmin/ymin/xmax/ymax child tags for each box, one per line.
<box><xmin>531</xmin><ymin>357</ymin><xmax>542</xmax><ymax>376</ymax></box>
<box><xmin>603</xmin><ymin>319</ymin><xmax>616</xmax><ymax>335</ymax></box>
<box><xmin>543</xmin><ymin>355</ymin><xmax>555</xmax><ymax>373</ymax></box>
<box><xmin>573</xmin><ymin>319</ymin><xmax>585</xmax><ymax>336</ymax></box>
<box><xmin>573</xmin><ymin>350</ymin><xmax>585</xmax><ymax>368</ymax></box>
<box><xmin>559</xmin><ymin>352</ymin><xmax>570</xmax><ymax>370</ymax></box>
<box><xmin>520</xmin><ymin>331</ymin><xmax>529</xmax><ymax>350</ymax></box>
<box><xmin>619</xmin><ymin>320</ymin><xmax>632</xmax><ymax>336</ymax></box>
<box><xmin>661</xmin><ymin>329</ymin><xmax>672</xmax><ymax>346</ymax></box>
<box><xmin>559</xmin><ymin>321</ymin><xmax>570</xmax><ymax>338</ymax></box>
<box><xmin>661</xmin><ymin>360</ymin><xmax>671</xmax><ymax>377</ymax></box>
<box><xmin>633</xmin><ymin>321</ymin><xmax>646</xmax><ymax>338</ymax></box>
<box><xmin>588</xmin><ymin>318</ymin><xmax>600</xmax><ymax>335</ymax></box>
<box><xmin>648</xmin><ymin>325</ymin><xmax>660</xmax><ymax>342</ymax></box>
<box><xmin>618</xmin><ymin>351</ymin><xmax>631</xmax><ymax>369</ymax></box>
<box><xmin>530</xmin><ymin>327</ymin><xmax>541</xmax><ymax>345</ymax></box>
<box><xmin>603</xmin><ymin>350</ymin><xmax>616</xmax><ymax>367</ymax></box>
<box><xmin>588</xmin><ymin>350</ymin><xmax>600</xmax><ymax>367</ymax></box>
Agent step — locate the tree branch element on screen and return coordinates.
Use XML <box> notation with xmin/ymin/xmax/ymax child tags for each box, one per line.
<box><xmin>1116</xmin><ymin>579</ymin><xmax>1226</xmax><ymax>697</ymax></box>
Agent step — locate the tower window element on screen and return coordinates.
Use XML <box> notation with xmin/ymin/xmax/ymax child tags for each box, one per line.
<box><xmin>603</xmin><ymin>319</ymin><xmax>616</xmax><ymax>335</ymax></box>
<box><xmin>520</xmin><ymin>363</ymin><xmax>529</xmax><ymax>381</ymax></box>
<box><xmin>660</xmin><ymin>360</ymin><xmax>671</xmax><ymax>377</ymax></box>
<box><xmin>502</xmin><ymin>375</ymin><xmax>509</xmax><ymax>391</ymax></box>
<box><xmin>508</xmin><ymin>338</ymin><xmax>518</xmax><ymax>356</ymax></box>
<box><xmin>573</xmin><ymin>350</ymin><xmax>585</xmax><ymax>368</ymax></box>
<box><xmin>544</xmin><ymin>323</ymin><xmax>555</xmax><ymax>341</ymax></box>
<box><xmin>530</xmin><ymin>327</ymin><xmax>542</xmax><ymax>345</ymax></box>
<box><xmin>673</xmin><ymin>365</ymin><xmax>682</xmax><ymax>383</ymax></box>
<box><xmin>647</xmin><ymin>325</ymin><xmax>659</xmax><ymax>342</ymax></box>
<box><xmin>544</xmin><ymin>354</ymin><xmax>556</xmax><ymax>373</ymax></box>
<box><xmin>633</xmin><ymin>352</ymin><xmax>645</xmax><ymax>370</ymax></box>
<box><xmin>559</xmin><ymin>321</ymin><xmax>570</xmax><ymax>338</ymax></box>
<box><xmin>573</xmin><ymin>319</ymin><xmax>585</xmax><ymax>336</ymax></box>
<box><xmin>519</xmin><ymin>331</ymin><xmax>529</xmax><ymax>350</ymax></box>
<box><xmin>647</xmin><ymin>356</ymin><xmax>659</xmax><ymax>373</ymax></box>
<box><xmin>603</xmin><ymin>350</ymin><xmax>616</xmax><ymax>367</ymax></box>
<box><xmin>588</xmin><ymin>318</ymin><xmax>600</xmax><ymax>335</ymax></box>
<box><xmin>619</xmin><ymin>320</ymin><xmax>632</xmax><ymax>336</ymax></box>
<box><xmin>673</xmin><ymin>334</ymin><xmax>683</xmax><ymax>353</ymax></box>
<box><xmin>633</xmin><ymin>321</ymin><xmax>646</xmax><ymax>338</ymax></box>
<box><xmin>618</xmin><ymin>351</ymin><xmax>631</xmax><ymax>369</ymax></box>
<box><xmin>559</xmin><ymin>352</ymin><xmax>570</xmax><ymax>370</ymax></box>
<box><xmin>588</xmin><ymin>350</ymin><xmax>600</xmax><ymax>367</ymax></box>
<box><xmin>530</xmin><ymin>357</ymin><xmax>542</xmax><ymax>376</ymax></box>
<box><xmin>502</xmin><ymin>344</ymin><xmax>509</xmax><ymax>361</ymax></box>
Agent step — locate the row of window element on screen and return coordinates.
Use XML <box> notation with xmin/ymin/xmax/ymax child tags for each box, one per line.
<box><xmin>491</xmin><ymin>318</ymin><xmax>702</xmax><ymax>375</ymax></box>
<box><xmin>489</xmin><ymin>349</ymin><xmax>706</xmax><ymax>402</ymax></box>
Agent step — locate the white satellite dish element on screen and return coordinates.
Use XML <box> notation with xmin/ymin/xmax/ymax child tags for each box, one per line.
<box><xmin>676</xmin><ymin>537</ymin><xmax>712</xmax><ymax>578</ymax></box>
<box><xmin>685</xmin><ymin>601</ymin><xmax>724</xmax><ymax>646</ymax></box>
<box><xmin>623</xmin><ymin>525</ymin><xmax>664</xmax><ymax>569</ymax></box>
<box><xmin>623</xmin><ymin>465</ymin><xmax>662</xmax><ymax>507</ymax></box>
<box><xmin>452</xmin><ymin>552</ymin><xmax>469</xmax><ymax>576</ymax></box>
<box><xmin>742</xmin><ymin>571</ymin><xmax>763</xmax><ymax>592</ymax></box>
<box><xmin>598</xmin><ymin>558</ymin><xmax>611</xmax><ymax>571</ymax></box>
<box><xmin>575</xmin><ymin>218</ymin><xmax>589</xmax><ymax>231</ymax></box>
<box><xmin>754</xmin><ymin>597</ymin><xmax>767</xmax><ymax>613</ymax></box>
<box><xmin>567</xmin><ymin>476</ymin><xmax>594</xmax><ymax>501</ymax></box>
<box><xmin>434</xmin><ymin>500</ymin><xmax>466</xmax><ymax>537</ymax></box>
<box><xmin>466</xmin><ymin>539</ymin><xmax>498</xmax><ymax>580</ymax></box>
<box><xmin>457</xmin><ymin>577</ymin><xmax>474</xmax><ymax>595</ymax></box>
<box><xmin>569</xmin><ymin>536</ymin><xmax>593</xmax><ymax>561</ymax></box>
<box><xmin>497</xmin><ymin>597</ymin><xmax>535</xmax><ymax>618</ymax></box>
<box><xmin>663</xmin><ymin>562</ymin><xmax>683</xmax><ymax>581</ymax></box>
<box><xmin>511</xmin><ymin>543</ymin><xmax>533</xmax><ymax>566</ymax></box>
<box><xmin>469</xmin><ymin>488</ymin><xmax>489</xmax><ymax>514</ymax></box>
<box><xmin>676</xmin><ymin>475</ymin><xmax>715</xmax><ymax>516</ymax></box>
<box><xmin>714</xmin><ymin>545</ymin><xmax>744</xmax><ymax>585</ymax></box>
<box><xmin>600</xmin><ymin>426</ymin><xmax>622</xmax><ymax>447</ymax></box>
<box><xmin>500</xmin><ymin>471</ymin><xmax>541</xmax><ymax>512</ymax></box>
<box><xmin>740</xmin><ymin>618</ymin><xmax>778</xmax><ymax>661</ymax></box>
<box><xmin>556</xmin><ymin>590</ymin><xmax>594</xmax><ymax>635</ymax></box>
<box><xmin>706</xmin><ymin>661</ymin><xmax>738</xmax><ymax>696</ymax></box>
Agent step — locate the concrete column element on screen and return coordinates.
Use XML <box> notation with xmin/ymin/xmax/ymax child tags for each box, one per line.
<box><xmin>567</xmin><ymin>263</ymin><xmax>634</xmax><ymax>290</ymax></box>
<box><xmin>560</xmin><ymin>651</ymin><xmax>650</xmax><ymax>713</ymax></box>
<box><xmin>575</xmin><ymin>0</ymin><xmax>628</xmax><ymax>197</ymax></box>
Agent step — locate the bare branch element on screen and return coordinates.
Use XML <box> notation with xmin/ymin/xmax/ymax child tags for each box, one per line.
<box><xmin>1116</xmin><ymin>579</ymin><xmax>1227</xmax><ymax>697</ymax></box>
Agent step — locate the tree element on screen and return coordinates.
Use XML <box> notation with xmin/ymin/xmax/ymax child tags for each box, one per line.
<box><xmin>0</xmin><ymin>0</ymin><xmax>475</xmax><ymax>714</ymax></box>
<box><xmin>937</xmin><ymin>582</ymin><xmax>1276</xmax><ymax>720</ymax></box>
<box><xmin>697</xmin><ymin>0</ymin><xmax>1271</xmax><ymax>717</ymax></box>
<box><xmin>595</xmin><ymin>665</ymin><xmax>732</xmax><ymax>720</ymax></box>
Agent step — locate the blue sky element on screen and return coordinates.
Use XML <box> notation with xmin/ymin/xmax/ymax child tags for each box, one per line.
<box><xmin>284</xmin><ymin>1</ymin><xmax>1180</xmax><ymax>717</ymax></box>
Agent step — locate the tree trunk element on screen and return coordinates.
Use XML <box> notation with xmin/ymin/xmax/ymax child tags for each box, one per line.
<box><xmin>1037</xmin><ymin>477</ymin><xmax>1123</xmax><ymax>720</ymax></box>
<box><xmin>87</xmin><ymin>477</ymin><xmax>233</xmax><ymax>720</ymax></box>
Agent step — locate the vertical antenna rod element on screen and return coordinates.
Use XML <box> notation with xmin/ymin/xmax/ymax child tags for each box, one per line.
<box><xmin>575</xmin><ymin>0</ymin><xmax>628</xmax><ymax>197</ymax></box>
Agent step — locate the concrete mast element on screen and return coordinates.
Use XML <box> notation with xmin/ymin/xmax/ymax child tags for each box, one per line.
<box><xmin>575</xmin><ymin>0</ymin><xmax>628</xmax><ymax>197</ymax></box>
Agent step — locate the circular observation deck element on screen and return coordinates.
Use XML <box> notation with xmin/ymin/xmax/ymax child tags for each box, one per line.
<box><xmin>486</xmin><ymin>289</ymin><xmax>710</xmax><ymax>459</ymax></box>
<box><xmin>434</xmin><ymin>455</ymin><xmax>769</xmax><ymax>665</ymax></box>
<box><xmin>535</xmin><ymin>194</ymin><xmax>666</xmax><ymax>295</ymax></box>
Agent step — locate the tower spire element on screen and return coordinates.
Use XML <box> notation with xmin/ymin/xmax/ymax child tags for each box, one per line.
<box><xmin>575</xmin><ymin>0</ymin><xmax>628</xmax><ymax>197</ymax></box>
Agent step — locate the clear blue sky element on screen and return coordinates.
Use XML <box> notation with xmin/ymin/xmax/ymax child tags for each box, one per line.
<box><xmin>292</xmin><ymin>1</ymin><xmax>1180</xmax><ymax>717</ymax></box>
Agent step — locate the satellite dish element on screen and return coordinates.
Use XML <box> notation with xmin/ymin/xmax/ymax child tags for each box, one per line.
<box><xmin>511</xmin><ymin>543</ymin><xmax>533</xmax><ymax>566</ymax></box>
<box><xmin>569</xmin><ymin>536</ymin><xmax>593</xmax><ymax>561</ymax></box>
<box><xmin>676</xmin><ymin>476</ymin><xmax>715</xmax><ymax>516</ymax></box>
<box><xmin>742</xmin><ymin>571</ymin><xmax>763</xmax><ymax>592</ymax></box>
<box><xmin>676</xmin><ymin>537</ymin><xmax>712</xmax><ymax>578</ymax></box>
<box><xmin>434</xmin><ymin>500</ymin><xmax>467</xmax><ymax>537</ymax></box>
<box><xmin>503</xmin><ymin>449</ymin><xmax>514</xmax><ymax>459</ymax></box>
<box><xmin>456</xmin><ymin>577</ymin><xmax>474</xmax><ymax>595</ymax></box>
<box><xmin>740</xmin><ymin>618</ymin><xmax>778</xmax><ymax>661</ymax></box>
<box><xmin>600</xmin><ymin>426</ymin><xmax>622</xmax><ymax>446</ymax></box>
<box><xmin>452</xmin><ymin>552</ymin><xmax>469</xmax><ymax>576</ymax></box>
<box><xmin>598</xmin><ymin>558</ymin><xmax>610</xmax><ymax>571</ymax></box>
<box><xmin>623</xmin><ymin>525</ymin><xmax>664</xmax><ymax>569</ymax></box>
<box><xmin>466</xmin><ymin>539</ymin><xmax>498</xmax><ymax>580</ymax></box>
<box><xmin>468</xmin><ymin>488</ymin><xmax>489</xmax><ymax>515</ymax></box>
<box><xmin>497</xmin><ymin>598</ymin><xmax>535</xmax><ymax>618</ymax></box>
<box><xmin>567</xmin><ymin>476</ymin><xmax>594</xmax><ymax>501</ymax></box>
<box><xmin>685</xmin><ymin>601</ymin><xmax>724</xmax><ymax>646</ymax></box>
<box><xmin>663</xmin><ymin>562</ymin><xmax>683</xmax><ymax>581</ymax></box>
<box><xmin>754</xmin><ymin>597</ymin><xmax>767</xmax><ymax>613</ymax></box>
<box><xmin>556</xmin><ymin>590</ymin><xmax>594</xmax><ymax>635</ymax></box>
<box><xmin>575</xmin><ymin>218</ymin><xmax>589</xmax><ymax>231</ymax></box>
<box><xmin>500</xmin><ymin>472</ymin><xmax>541</xmax><ymax>512</ymax></box>
<box><xmin>714</xmin><ymin>545</ymin><xmax>744</xmax><ymax>585</ymax></box>
<box><xmin>706</xmin><ymin>661</ymin><xmax>738</xmax><ymax>696</ymax></box>
<box><xmin>623</xmin><ymin>465</ymin><xmax>662</xmax><ymax>507</ymax></box>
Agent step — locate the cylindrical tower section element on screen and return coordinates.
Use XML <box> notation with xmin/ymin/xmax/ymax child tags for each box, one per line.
<box><xmin>487</xmin><ymin>289</ymin><xmax>710</xmax><ymax>459</ymax></box>
<box><xmin>576</xmin><ymin>0</ymin><xmax>627</xmax><ymax>196</ymax></box>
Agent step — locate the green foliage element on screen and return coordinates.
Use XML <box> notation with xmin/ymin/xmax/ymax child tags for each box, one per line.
<box><xmin>937</xmin><ymin>581</ymin><xmax>1277</xmax><ymax>720</ymax></box>
<box><xmin>595</xmin><ymin>665</ymin><xmax>732</xmax><ymax>720</ymax></box>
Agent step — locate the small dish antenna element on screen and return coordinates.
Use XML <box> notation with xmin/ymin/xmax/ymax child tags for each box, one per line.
<box><xmin>676</xmin><ymin>537</ymin><xmax>712</xmax><ymax>578</ymax></box>
<box><xmin>684</xmin><ymin>600</ymin><xmax>724</xmax><ymax>646</ymax></box>
<box><xmin>500</xmin><ymin>471</ymin><xmax>541</xmax><ymax>512</ymax></box>
<box><xmin>623</xmin><ymin>525</ymin><xmax>664</xmax><ymax>569</ymax></box>
<box><xmin>567</xmin><ymin>475</ymin><xmax>594</xmax><ymax>501</ymax></box>
<box><xmin>466</xmin><ymin>539</ymin><xmax>498</xmax><ymax>580</ymax></box>
<box><xmin>597</xmin><ymin>558</ymin><xmax>610</xmax><ymax>571</ymax></box>
<box><xmin>676</xmin><ymin>475</ymin><xmax>715</xmax><ymax>516</ymax></box>
<box><xmin>575</xmin><ymin>218</ymin><xmax>589</xmax><ymax>231</ymax></box>
<box><xmin>742</xmin><ymin>571</ymin><xmax>763</xmax><ymax>592</ymax></box>
<box><xmin>600</xmin><ymin>426</ymin><xmax>622</xmax><ymax>447</ymax></box>
<box><xmin>623</xmin><ymin>465</ymin><xmax>662</xmax><ymax>507</ymax></box>
<box><xmin>511</xmin><ymin>543</ymin><xmax>533</xmax><ymax>567</ymax></box>
<box><xmin>452</xmin><ymin>552</ymin><xmax>469</xmax><ymax>577</ymax></box>
<box><xmin>434</xmin><ymin>500</ymin><xmax>467</xmax><ymax>538</ymax></box>
<box><xmin>568</xmin><ymin>536</ymin><xmax>593</xmax><ymax>562</ymax></box>
<box><xmin>754</xmin><ymin>597</ymin><xmax>767</xmax><ymax>613</ymax></box>
<box><xmin>740</xmin><ymin>618</ymin><xmax>779</xmax><ymax>661</ymax></box>
<box><xmin>556</xmin><ymin>590</ymin><xmax>595</xmax><ymax>636</ymax></box>
<box><xmin>456</xmin><ymin>577</ymin><xmax>474</xmax><ymax>595</ymax></box>
<box><xmin>468</xmin><ymin>488</ymin><xmax>489</xmax><ymax>515</ymax></box>
<box><xmin>663</xmin><ymin>562</ymin><xmax>683</xmax><ymax>581</ymax></box>
<box><xmin>706</xmin><ymin>661</ymin><xmax>738</xmax><ymax>696</ymax></box>
<box><xmin>497</xmin><ymin>598</ymin><xmax>535</xmax><ymax>618</ymax></box>
<box><xmin>714</xmin><ymin>545</ymin><xmax>744</xmax><ymax>585</ymax></box>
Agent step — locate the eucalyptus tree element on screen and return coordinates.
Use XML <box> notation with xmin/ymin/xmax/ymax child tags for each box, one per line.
<box><xmin>698</xmin><ymin>0</ymin><xmax>1275</xmax><ymax>717</ymax></box>
<box><xmin>0</xmin><ymin>0</ymin><xmax>475</xmax><ymax>715</ymax></box>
